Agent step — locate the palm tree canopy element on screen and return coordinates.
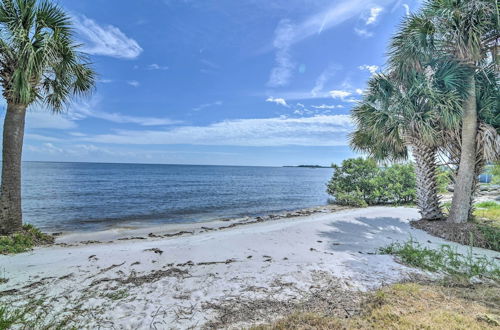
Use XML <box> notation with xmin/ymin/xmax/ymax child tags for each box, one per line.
<box><xmin>475</xmin><ymin>63</ymin><xmax>500</xmax><ymax>132</ymax></box>
<box><xmin>351</xmin><ymin>58</ymin><xmax>467</xmax><ymax>151</ymax></box>
<box><xmin>423</xmin><ymin>0</ymin><xmax>499</xmax><ymax>65</ymax></box>
<box><xmin>0</xmin><ymin>0</ymin><xmax>95</xmax><ymax>110</ymax></box>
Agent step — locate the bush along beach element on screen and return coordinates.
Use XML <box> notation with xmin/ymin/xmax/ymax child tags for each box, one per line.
<box><xmin>327</xmin><ymin>158</ymin><xmax>416</xmax><ymax>207</ymax></box>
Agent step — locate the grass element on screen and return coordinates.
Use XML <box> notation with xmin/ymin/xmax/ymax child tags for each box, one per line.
<box><xmin>0</xmin><ymin>301</ymin><xmax>78</xmax><ymax>330</ymax></box>
<box><xmin>104</xmin><ymin>289</ymin><xmax>129</xmax><ymax>301</ymax></box>
<box><xmin>257</xmin><ymin>238</ymin><xmax>500</xmax><ymax>329</ymax></box>
<box><xmin>430</xmin><ymin>201</ymin><xmax>500</xmax><ymax>252</ymax></box>
<box><xmin>474</xmin><ymin>201</ymin><xmax>500</xmax><ymax>223</ymax></box>
<box><xmin>255</xmin><ymin>282</ymin><xmax>500</xmax><ymax>329</ymax></box>
<box><xmin>0</xmin><ymin>224</ymin><xmax>54</xmax><ymax>255</ymax></box>
<box><xmin>473</xmin><ymin>202</ymin><xmax>500</xmax><ymax>252</ymax></box>
<box><xmin>441</xmin><ymin>200</ymin><xmax>500</xmax><ymax>223</ymax></box>
<box><xmin>379</xmin><ymin>238</ymin><xmax>500</xmax><ymax>280</ymax></box>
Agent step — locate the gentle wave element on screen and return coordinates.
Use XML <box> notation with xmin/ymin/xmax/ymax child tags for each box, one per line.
<box><xmin>21</xmin><ymin>162</ymin><xmax>333</xmax><ymax>232</ymax></box>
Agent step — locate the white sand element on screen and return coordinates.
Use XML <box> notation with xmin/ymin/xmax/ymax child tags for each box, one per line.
<box><xmin>1</xmin><ymin>206</ymin><xmax>498</xmax><ymax>329</ymax></box>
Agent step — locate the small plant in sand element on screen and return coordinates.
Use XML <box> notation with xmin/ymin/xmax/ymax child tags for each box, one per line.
<box><xmin>0</xmin><ymin>224</ymin><xmax>54</xmax><ymax>254</ymax></box>
<box><xmin>379</xmin><ymin>238</ymin><xmax>500</xmax><ymax>280</ymax></box>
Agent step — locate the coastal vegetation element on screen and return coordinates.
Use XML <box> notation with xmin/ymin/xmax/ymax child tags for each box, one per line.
<box><xmin>413</xmin><ymin>200</ymin><xmax>500</xmax><ymax>251</ymax></box>
<box><xmin>0</xmin><ymin>0</ymin><xmax>96</xmax><ymax>235</ymax></box>
<box><xmin>326</xmin><ymin>158</ymin><xmax>416</xmax><ymax>207</ymax></box>
<box><xmin>258</xmin><ymin>236</ymin><xmax>500</xmax><ymax>329</ymax></box>
<box><xmin>380</xmin><ymin>238</ymin><xmax>500</xmax><ymax>280</ymax></box>
<box><xmin>256</xmin><ymin>282</ymin><xmax>500</xmax><ymax>329</ymax></box>
<box><xmin>0</xmin><ymin>224</ymin><xmax>53</xmax><ymax>254</ymax></box>
<box><xmin>350</xmin><ymin>0</ymin><xmax>499</xmax><ymax>224</ymax></box>
<box><xmin>491</xmin><ymin>162</ymin><xmax>500</xmax><ymax>184</ymax></box>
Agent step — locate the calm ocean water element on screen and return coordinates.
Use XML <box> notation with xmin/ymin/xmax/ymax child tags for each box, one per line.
<box><xmin>21</xmin><ymin>162</ymin><xmax>333</xmax><ymax>232</ymax></box>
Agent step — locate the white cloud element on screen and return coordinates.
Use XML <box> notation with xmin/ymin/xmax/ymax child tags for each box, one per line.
<box><xmin>200</xmin><ymin>59</ymin><xmax>220</xmax><ymax>70</ymax></box>
<box><xmin>278</xmin><ymin>87</ymin><xmax>360</xmax><ymax>101</ymax></box>
<box><xmin>311</xmin><ymin>104</ymin><xmax>344</xmax><ymax>109</ymax></box>
<box><xmin>82</xmin><ymin>115</ymin><xmax>354</xmax><ymax>147</ymax></box>
<box><xmin>402</xmin><ymin>4</ymin><xmax>410</xmax><ymax>16</ymax></box>
<box><xmin>354</xmin><ymin>28</ymin><xmax>374</xmax><ymax>37</ymax></box>
<box><xmin>266</xmin><ymin>97</ymin><xmax>289</xmax><ymax>107</ymax></box>
<box><xmin>192</xmin><ymin>101</ymin><xmax>223</xmax><ymax>112</ymax></box>
<box><xmin>25</xmin><ymin>143</ymin><xmax>64</xmax><ymax>155</ymax></box>
<box><xmin>26</xmin><ymin>143</ymin><xmax>129</xmax><ymax>157</ymax></box>
<box><xmin>268</xmin><ymin>19</ymin><xmax>296</xmax><ymax>87</ymax></box>
<box><xmin>69</xmin><ymin>132</ymin><xmax>87</xmax><ymax>137</ymax></box>
<box><xmin>311</xmin><ymin>64</ymin><xmax>340</xmax><ymax>96</ymax></box>
<box><xmin>294</xmin><ymin>1</ymin><xmax>379</xmax><ymax>45</ymax></box>
<box><xmin>356</xmin><ymin>88</ymin><xmax>364</xmax><ymax>95</ymax></box>
<box><xmin>366</xmin><ymin>7</ymin><xmax>383</xmax><ymax>25</ymax></box>
<box><xmin>26</xmin><ymin>111</ymin><xmax>78</xmax><ymax>130</ymax></box>
<box><xmin>329</xmin><ymin>90</ymin><xmax>352</xmax><ymax>99</ymax></box>
<box><xmin>359</xmin><ymin>64</ymin><xmax>379</xmax><ymax>75</ymax></box>
<box><xmin>267</xmin><ymin>1</ymin><xmax>383</xmax><ymax>87</ymax></box>
<box><xmin>72</xmin><ymin>15</ymin><xmax>143</xmax><ymax>59</ymax></box>
<box><xmin>127</xmin><ymin>80</ymin><xmax>140</xmax><ymax>87</ymax></box>
<box><xmin>25</xmin><ymin>134</ymin><xmax>62</xmax><ymax>142</ymax></box>
<box><xmin>147</xmin><ymin>64</ymin><xmax>169</xmax><ymax>70</ymax></box>
<box><xmin>70</xmin><ymin>100</ymin><xmax>181</xmax><ymax>126</ymax></box>
<box><xmin>273</xmin><ymin>90</ymin><xmax>333</xmax><ymax>100</ymax></box>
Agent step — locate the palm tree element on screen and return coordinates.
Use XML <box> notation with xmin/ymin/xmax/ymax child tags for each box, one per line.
<box><xmin>441</xmin><ymin>65</ymin><xmax>500</xmax><ymax>217</ymax></box>
<box><xmin>0</xmin><ymin>0</ymin><xmax>95</xmax><ymax>234</ymax></box>
<box><xmin>421</xmin><ymin>0</ymin><xmax>499</xmax><ymax>223</ymax></box>
<box><xmin>351</xmin><ymin>65</ymin><xmax>465</xmax><ymax>220</ymax></box>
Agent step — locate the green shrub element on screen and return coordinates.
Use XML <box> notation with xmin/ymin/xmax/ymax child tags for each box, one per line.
<box><xmin>0</xmin><ymin>224</ymin><xmax>54</xmax><ymax>254</ymax></box>
<box><xmin>334</xmin><ymin>190</ymin><xmax>368</xmax><ymax>207</ymax></box>
<box><xmin>327</xmin><ymin>158</ymin><xmax>416</xmax><ymax>206</ymax></box>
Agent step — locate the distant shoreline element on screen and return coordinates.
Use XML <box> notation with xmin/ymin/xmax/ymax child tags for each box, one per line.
<box><xmin>19</xmin><ymin>160</ymin><xmax>332</xmax><ymax>168</ymax></box>
<box><xmin>283</xmin><ymin>165</ymin><xmax>331</xmax><ymax>168</ymax></box>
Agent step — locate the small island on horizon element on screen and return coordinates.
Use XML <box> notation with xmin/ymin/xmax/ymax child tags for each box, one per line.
<box><xmin>283</xmin><ymin>165</ymin><xmax>331</xmax><ymax>168</ymax></box>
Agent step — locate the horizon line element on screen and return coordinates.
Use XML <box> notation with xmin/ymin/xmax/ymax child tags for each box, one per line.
<box><xmin>19</xmin><ymin>160</ymin><xmax>334</xmax><ymax>168</ymax></box>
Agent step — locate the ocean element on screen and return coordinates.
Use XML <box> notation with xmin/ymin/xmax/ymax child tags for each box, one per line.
<box><xmin>21</xmin><ymin>162</ymin><xmax>334</xmax><ymax>232</ymax></box>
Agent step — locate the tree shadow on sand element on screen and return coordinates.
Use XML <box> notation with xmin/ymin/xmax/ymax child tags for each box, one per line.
<box><xmin>314</xmin><ymin>216</ymin><xmax>423</xmax><ymax>285</ymax></box>
<box><xmin>318</xmin><ymin>216</ymin><xmax>416</xmax><ymax>254</ymax></box>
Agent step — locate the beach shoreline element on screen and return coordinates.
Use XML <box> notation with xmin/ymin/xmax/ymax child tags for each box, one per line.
<box><xmin>52</xmin><ymin>203</ymin><xmax>353</xmax><ymax>245</ymax></box>
<box><xmin>2</xmin><ymin>206</ymin><xmax>499</xmax><ymax>328</ymax></box>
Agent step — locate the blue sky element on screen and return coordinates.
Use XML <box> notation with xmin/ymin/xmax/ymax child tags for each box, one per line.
<box><xmin>16</xmin><ymin>0</ymin><xmax>420</xmax><ymax>166</ymax></box>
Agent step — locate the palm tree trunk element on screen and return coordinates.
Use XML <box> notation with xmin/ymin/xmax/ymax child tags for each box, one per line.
<box><xmin>448</xmin><ymin>76</ymin><xmax>478</xmax><ymax>224</ymax></box>
<box><xmin>0</xmin><ymin>102</ymin><xmax>27</xmax><ymax>235</ymax></box>
<box><xmin>412</xmin><ymin>142</ymin><xmax>443</xmax><ymax>220</ymax></box>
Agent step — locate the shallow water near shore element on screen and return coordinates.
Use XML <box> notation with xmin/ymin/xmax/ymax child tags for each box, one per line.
<box><xmin>21</xmin><ymin>161</ymin><xmax>333</xmax><ymax>232</ymax></box>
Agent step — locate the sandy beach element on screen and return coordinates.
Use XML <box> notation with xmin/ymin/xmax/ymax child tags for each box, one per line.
<box><xmin>1</xmin><ymin>206</ymin><xmax>499</xmax><ymax>329</ymax></box>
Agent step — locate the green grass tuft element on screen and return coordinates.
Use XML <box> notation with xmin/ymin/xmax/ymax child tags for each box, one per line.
<box><xmin>475</xmin><ymin>201</ymin><xmax>500</xmax><ymax>209</ymax></box>
<box><xmin>0</xmin><ymin>306</ymin><xmax>24</xmax><ymax>329</ymax></box>
<box><xmin>379</xmin><ymin>238</ymin><xmax>500</xmax><ymax>280</ymax></box>
<box><xmin>0</xmin><ymin>302</ymin><xmax>79</xmax><ymax>330</ymax></box>
<box><xmin>0</xmin><ymin>224</ymin><xmax>54</xmax><ymax>255</ymax></box>
<box><xmin>104</xmin><ymin>289</ymin><xmax>129</xmax><ymax>301</ymax></box>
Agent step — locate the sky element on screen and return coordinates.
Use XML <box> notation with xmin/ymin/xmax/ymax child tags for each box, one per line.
<box><xmin>12</xmin><ymin>0</ymin><xmax>421</xmax><ymax>166</ymax></box>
